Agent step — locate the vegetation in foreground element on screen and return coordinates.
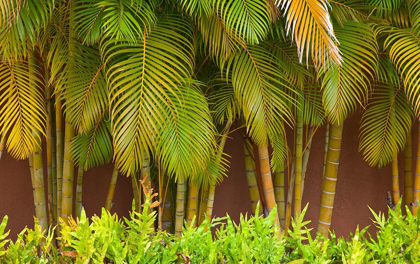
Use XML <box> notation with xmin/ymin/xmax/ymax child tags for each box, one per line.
<box><xmin>0</xmin><ymin>196</ymin><xmax>419</xmax><ymax>263</ymax></box>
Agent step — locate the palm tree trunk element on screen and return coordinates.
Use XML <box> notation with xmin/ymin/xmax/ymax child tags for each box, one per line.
<box><xmin>323</xmin><ymin>124</ymin><xmax>330</xmax><ymax>176</ymax></box>
<box><xmin>55</xmin><ymin>96</ymin><xmax>63</xmax><ymax>225</ymax></box>
<box><xmin>301</xmin><ymin>126</ymin><xmax>314</xmax><ymax>195</ymax></box>
<box><xmin>105</xmin><ymin>166</ymin><xmax>119</xmax><ymax>211</ymax></box>
<box><xmin>186</xmin><ymin>182</ymin><xmax>199</xmax><ymax>227</ymax></box>
<box><xmin>75</xmin><ymin>167</ymin><xmax>84</xmax><ymax>218</ymax></box>
<box><xmin>412</xmin><ymin>123</ymin><xmax>420</xmax><ymax>216</ymax></box>
<box><xmin>258</xmin><ymin>144</ymin><xmax>280</xmax><ymax>229</ymax></box>
<box><xmin>61</xmin><ymin>120</ymin><xmax>75</xmax><ymax>222</ymax></box>
<box><xmin>274</xmin><ymin>162</ymin><xmax>285</xmax><ymax>229</ymax></box>
<box><xmin>175</xmin><ymin>176</ymin><xmax>186</xmax><ymax>236</ymax></box>
<box><xmin>404</xmin><ymin>132</ymin><xmax>413</xmax><ymax>210</ymax></box>
<box><xmin>392</xmin><ymin>151</ymin><xmax>400</xmax><ymax>205</ymax></box>
<box><xmin>205</xmin><ymin>121</ymin><xmax>232</xmax><ymax>221</ymax></box>
<box><xmin>243</xmin><ymin>137</ymin><xmax>263</xmax><ymax>215</ymax></box>
<box><xmin>45</xmin><ymin>69</ymin><xmax>55</xmax><ymax>226</ymax></box>
<box><xmin>141</xmin><ymin>154</ymin><xmax>151</xmax><ymax>197</ymax></box>
<box><xmin>198</xmin><ymin>186</ymin><xmax>209</xmax><ymax>225</ymax></box>
<box><xmin>317</xmin><ymin>123</ymin><xmax>343</xmax><ymax>236</ymax></box>
<box><xmin>294</xmin><ymin>113</ymin><xmax>303</xmax><ymax>217</ymax></box>
<box><xmin>285</xmin><ymin>163</ymin><xmax>295</xmax><ymax>232</ymax></box>
<box><xmin>162</xmin><ymin>200</ymin><xmax>173</xmax><ymax>232</ymax></box>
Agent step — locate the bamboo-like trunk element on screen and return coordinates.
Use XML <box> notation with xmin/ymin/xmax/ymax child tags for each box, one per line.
<box><xmin>55</xmin><ymin>97</ymin><xmax>63</xmax><ymax>225</ymax></box>
<box><xmin>141</xmin><ymin>154</ymin><xmax>151</xmax><ymax>195</ymax></box>
<box><xmin>274</xmin><ymin>163</ymin><xmax>285</xmax><ymax>229</ymax></box>
<box><xmin>301</xmin><ymin>126</ymin><xmax>314</xmax><ymax>195</ymax></box>
<box><xmin>162</xmin><ymin>200</ymin><xmax>173</xmax><ymax>232</ymax></box>
<box><xmin>317</xmin><ymin>123</ymin><xmax>343</xmax><ymax>236</ymax></box>
<box><xmin>323</xmin><ymin>124</ymin><xmax>330</xmax><ymax>177</ymax></box>
<box><xmin>205</xmin><ymin>122</ymin><xmax>232</xmax><ymax>221</ymax></box>
<box><xmin>28</xmin><ymin>51</ymin><xmax>48</xmax><ymax>231</ymax></box>
<box><xmin>294</xmin><ymin>114</ymin><xmax>303</xmax><ymax>217</ymax></box>
<box><xmin>105</xmin><ymin>167</ymin><xmax>119</xmax><ymax>211</ymax></box>
<box><xmin>243</xmin><ymin>137</ymin><xmax>263</xmax><ymax>215</ymax></box>
<box><xmin>0</xmin><ymin>136</ymin><xmax>5</xmax><ymax>160</ymax></box>
<box><xmin>404</xmin><ymin>132</ymin><xmax>413</xmax><ymax>210</ymax></box>
<box><xmin>29</xmin><ymin>153</ymin><xmax>35</xmax><ymax>198</ymax></box>
<box><xmin>175</xmin><ymin>176</ymin><xmax>186</xmax><ymax>236</ymax></box>
<box><xmin>131</xmin><ymin>174</ymin><xmax>141</xmax><ymax>213</ymax></box>
<box><xmin>285</xmin><ymin>163</ymin><xmax>295</xmax><ymax>232</ymax></box>
<box><xmin>258</xmin><ymin>144</ymin><xmax>280</xmax><ymax>229</ymax></box>
<box><xmin>45</xmin><ymin>69</ymin><xmax>54</xmax><ymax>226</ymax></box>
<box><xmin>186</xmin><ymin>182</ymin><xmax>199</xmax><ymax>227</ymax></box>
<box><xmin>198</xmin><ymin>186</ymin><xmax>209</xmax><ymax>225</ymax></box>
<box><xmin>392</xmin><ymin>151</ymin><xmax>400</xmax><ymax>205</ymax></box>
<box><xmin>61</xmin><ymin>120</ymin><xmax>75</xmax><ymax>222</ymax></box>
<box><xmin>412</xmin><ymin>123</ymin><xmax>420</xmax><ymax>216</ymax></box>
<box><xmin>75</xmin><ymin>167</ymin><xmax>84</xmax><ymax>218</ymax></box>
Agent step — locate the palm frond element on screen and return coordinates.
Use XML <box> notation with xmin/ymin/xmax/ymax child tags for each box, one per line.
<box><xmin>410</xmin><ymin>0</ymin><xmax>420</xmax><ymax>30</ymax></box>
<box><xmin>213</xmin><ymin>0</ymin><xmax>271</xmax><ymax>45</ymax></box>
<box><xmin>368</xmin><ymin>0</ymin><xmax>404</xmax><ymax>17</ymax></box>
<box><xmin>74</xmin><ymin>0</ymin><xmax>156</xmax><ymax>45</ymax></box>
<box><xmin>298</xmin><ymin>83</ymin><xmax>325</xmax><ymax>126</ymax></box>
<box><xmin>276</xmin><ymin>0</ymin><xmax>341</xmax><ymax>67</ymax></box>
<box><xmin>55</xmin><ymin>43</ymin><xmax>108</xmax><ymax>134</ymax></box>
<box><xmin>330</xmin><ymin>0</ymin><xmax>374</xmax><ymax>26</ymax></box>
<box><xmin>322</xmin><ymin>21</ymin><xmax>378</xmax><ymax>124</ymax></box>
<box><xmin>105</xmin><ymin>16</ymin><xmax>215</xmax><ymax>177</ymax></box>
<box><xmin>208</xmin><ymin>78</ymin><xmax>240</xmax><ymax>125</ymax></box>
<box><xmin>384</xmin><ymin>28</ymin><xmax>420</xmax><ymax>116</ymax></box>
<box><xmin>359</xmin><ymin>83</ymin><xmax>413</xmax><ymax>167</ymax></box>
<box><xmin>71</xmin><ymin>118</ymin><xmax>113</xmax><ymax>170</ymax></box>
<box><xmin>0</xmin><ymin>61</ymin><xmax>46</xmax><ymax>159</ymax></box>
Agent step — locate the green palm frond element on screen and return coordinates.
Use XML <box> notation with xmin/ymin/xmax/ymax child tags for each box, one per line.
<box><xmin>368</xmin><ymin>0</ymin><xmax>404</xmax><ymax>17</ymax></box>
<box><xmin>55</xmin><ymin>43</ymin><xmax>108</xmax><ymax>134</ymax></box>
<box><xmin>225</xmin><ymin>44</ymin><xmax>294</xmax><ymax>146</ymax></box>
<box><xmin>198</xmin><ymin>12</ymin><xmax>240</xmax><ymax>61</ymax></box>
<box><xmin>74</xmin><ymin>0</ymin><xmax>156</xmax><ymax>45</ymax></box>
<box><xmin>208</xmin><ymin>78</ymin><xmax>240</xmax><ymax>125</ymax></box>
<box><xmin>270</xmin><ymin>124</ymin><xmax>288</xmax><ymax>171</ymax></box>
<box><xmin>298</xmin><ymin>83</ymin><xmax>325</xmax><ymax>126</ymax></box>
<box><xmin>322</xmin><ymin>21</ymin><xmax>378</xmax><ymax>124</ymax></box>
<box><xmin>178</xmin><ymin>0</ymin><xmax>213</xmax><ymax>18</ymax></box>
<box><xmin>271</xmin><ymin>41</ymin><xmax>310</xmax><ymax>89</ymax></box>
<box><xmin>71</xmin><ymin>118</ymin><xmax>113</xmax><ymax>170</ymax></box>
<box><xmin>330</xmin><ymin>0</ymin><xmax>374</xmax><ymax>26</ymax></box>
<box><xmin>384</xmin><ymin>28</ymin><xmax>420</xmax><ymax>115</ymax></box>
<box><xmin>410</xmin><ymin>0</ymin><xmax>420</xmax><ymax>29</ymax></box>
<box><xmin>0</xmin><ymin>61</ymin><xmax>45</xmax><ymax>159</ymax></box>
<box><xmin>359</xmin><ymin>83</ymin><xmax>413</xmax><ymax>167</ymax></box>
<box><xmin>0</xmin><ymin>0</ymin><xmax>55</xmax><ymax>61</ymax></box>
<box><xmin>276</xmin><ymin>0</ymin><xmax>341</xmax><ymax>67</ymax></box>
<box><xmin>385</xmin><ymin>4</ymin><xmax>411</xmax><ymax>28</ymax></box>
<box><xmin>105</xmin><ymin>16</ymin><xmax>214</xmax><ymax>177</ymax></box>
<box><xmin>213</xmin><ymin>0</ymin><xmax>272</xmax><ymax>45</ymax></box>
<box><xmin>156</xmin><ymin>83</ymin><xmax>216</xmax><ymax>178</ymax></box>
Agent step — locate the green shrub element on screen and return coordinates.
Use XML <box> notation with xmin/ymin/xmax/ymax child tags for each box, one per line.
<box><xmin>0</xmin><ymin>201</ymin><xmax>419</xmax><ymax>263</ymax></box>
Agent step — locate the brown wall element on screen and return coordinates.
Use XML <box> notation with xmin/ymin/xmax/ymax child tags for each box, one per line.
<box><xmin>0</xmin><ymin>113</ymin><xmax>413</xmax><ymax>239</ymax></box>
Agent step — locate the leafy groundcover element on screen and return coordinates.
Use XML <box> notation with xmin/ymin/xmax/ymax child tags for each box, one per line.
<box><xmin>0</xmin><ymin>201</ymin><xmax>419</xmax><ymax>263</ymax></box>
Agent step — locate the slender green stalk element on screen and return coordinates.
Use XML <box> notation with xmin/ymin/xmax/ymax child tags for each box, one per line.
<box><xmin>186</xmin><ymin>182</ymin><xmax>199</xmax><ymax>227</ymax></box>
<box><xmin>198</xmin><ymin>186</ymin><xmax>209</xmax><ymax>225</ymax></box>
<box><xmin>392</xmin><ymin>151</ymin><xmax>400</xmax><ymax>205</ymax></box>
<box><xmin>175</xmin><ymin>176</ymin><xmax>186</xmax><ymax>236</ymax></box>
<box><xmin>285</xmin><ymin>162</ymin><xmax>295</xmax><ymax>232</ymax></box>
<box><xmin>404</xmin><ymin>132</ymin><xmax>413</xmax><ymax>210</ymax></box>
<box><xmin>55</xmin><ymin>96</ymin><xmax>63</xmax><ymax>225</ymax></box>
<box><xmin>45</xmin><ymin>69</ymin><xmax>54</xmax><ymax>226</ymax></box>
<box><xmin>75</xmin><ymin>167</ymin><xmax>84</xmax><ymax>218</ymax></box>
<box><xmin>206</xmin><ymin>121</ymin><xmax>232</xmax><ymax>221</ymax></box>
<box><xmin>105</xmin><ymin>166</ymin><xmax>119</xmax><ymax>211</ymax></box>
<box><xmin>274</xmin><ymin>161</ymin><xmax>286</xmax><ymax>229</ymax></box>
<box><xmin>243</xmin><ymin>137</ymin><xmax>263</xmax><ymax>215</ymax></box>
<box><xmin>301</xmin><ymin>126</ymin><xmax>314</xmax><ymax>195</ymax></box>
<box><xmin>294</xmin><ymin>112</ymin><xmax>304</xmax><ymax>217</ymax></box>
<box><xmin>131</xmin><ymin>174</ymin><xmax>141</xmax><ymax>213</ymax></box>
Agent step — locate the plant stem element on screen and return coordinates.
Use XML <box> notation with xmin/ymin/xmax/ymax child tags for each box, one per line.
<box><xmin>243</xmin><ymin>137</ymin><xmax>263</xmax><ymax>215</ymax></box>
<box><xmin>105</xmin><ymin>166</ymin><xmax>119</xmax><ymax>211</ymax></box>
<box><xmin>186</xmin><ymin>182</ymin><xmax>199</xmax><ymax>227</ymax></box>
<box><xmin>317</xmin><ymin>123</ymin><xmax>343</xmax><ymax>236</ymax></box>
<box><xmin>294</xmin><ymin>113</ymin><xmax>303</xmax><ymax>217</ymax></box>
<box><xmin>392</xmin><ymin>151</ymin><xmax>400</xmax><ymax>205</ymax></box>
<box><xmin>412</xmin><ymin>123</ymin><xmax>420</xmax><ymax>216</ymax></box>
<box><xmin>404</xmin><ymin>132</ymin><xmax>413</xmax><ymax>211</ymax></box>
<box><xmin>61</xmin><ymin>119</ymin><xmax>75</xmax><ymax>222</ymax></box>
<box><xmin>75</xmin><ymin>167</ymin><xmax>84</xmax><ymax>218</ymax></box>
<box><xmin>175</xmin><ymin>176</ymin><xmax>186</xmax><ymax>236</ymax></box>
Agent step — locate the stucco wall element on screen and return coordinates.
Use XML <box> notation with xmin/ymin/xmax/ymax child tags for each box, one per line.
<box><xmin>0</xmin><ymin>112</ymin><xmax>412</xmax><ymax>239</ymax></box>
